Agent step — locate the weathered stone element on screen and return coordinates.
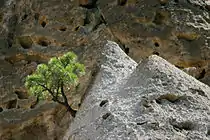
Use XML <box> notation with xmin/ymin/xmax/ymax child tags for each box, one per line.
<box><xmin>64</xmin><ymin>41</ymin><xmax>210</xmax><ymax>140</ymax></box>
<box><xmin>98</xmin><ymin>0</ymin><xmax>210</xmax><ymax>85</ymax></box>
<box><xmin>0</xmin><ymin>0</ymin><xmax>210</xmax><ymax>139</ymax></box>
<box><xmin>0</xmin><ymin>0</ymin><xmax>113</xmax><ymax>139</ymax></box>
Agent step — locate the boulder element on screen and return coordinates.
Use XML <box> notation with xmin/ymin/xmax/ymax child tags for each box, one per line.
<box><xmin>64</xmin><ymin>41</ymin><xmax>210</xmax><ymax>140</ymax></box>
<box><xmin>98</xmin><ymin>0</ymin><xmax>210</xmax><ymax>85</ymax></box>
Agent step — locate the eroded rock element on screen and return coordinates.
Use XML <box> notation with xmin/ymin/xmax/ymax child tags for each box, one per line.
<box><xmin>0</xmin><ymin>0</ymin><xmax>113</xmax><ymax>139</ymax></box>
<box><xmin>64</xmin><ymin>41</ymin><xmax>210</xmax><ymax>140</ymax></box>
<box><xmin>98</xmin><ymin>0</ymin><xmax>210</xmax><ymax>85</ymax></box>
<box><xmin>0</xmin><ymin>0</ymin><xmax>210</xmax><ymax>139</ymax></box>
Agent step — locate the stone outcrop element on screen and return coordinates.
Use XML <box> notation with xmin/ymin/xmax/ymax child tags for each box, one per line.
<box><xmin>0</xmin><ymin>0</ymin><xmax>112</xmax><ymax>139</ymax></box>
<box><xmin>0</xmin><ymin>0</ymin><xmax>209</xmax><ymax>139</ymax></box>
<box><xmin>64</xmin><ymin>41</ymin><xmax>210</xmax><ymax>140</ymax></box>
<box><xmin>98</xmin><ymin>0</ymin><xmax>210</xmax><ymax>85</ymax></box>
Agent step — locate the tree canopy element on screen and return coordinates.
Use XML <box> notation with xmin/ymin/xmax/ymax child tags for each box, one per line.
<box><xmin>25</xmin><ymin>52</ymin><xmax>85</xmax><ymax>117</ymax></box>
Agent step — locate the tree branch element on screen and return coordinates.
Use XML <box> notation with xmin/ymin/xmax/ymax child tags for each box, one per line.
<box><xmin>38</xmin><ymin>83</ymin><xmax>54</xmax><ymax>95</ymax></box>
<box><xmin>56</xmin><ymin>79</ymin><xmax>61</xmax><ymax>99</ymax></box>
<box><xmin>37</xmin><ymin>83</ymin><xmax>65</xmax><ymax>105</ymax></box>
<box><xmin>37</xmin><ymin>82</ymin><xmax>76</xmax><ymax>117</ymax></box>
<box><xmin>61</xmin><ymin>82</ymin><xmax>68</xmax><ymax>104</ymax></box>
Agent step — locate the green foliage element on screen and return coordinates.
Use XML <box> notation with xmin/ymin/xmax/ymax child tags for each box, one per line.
<box><xmin>25</xmin><ymin>52</ymin><xmax>85</xmax><ymax>101</ymax></box>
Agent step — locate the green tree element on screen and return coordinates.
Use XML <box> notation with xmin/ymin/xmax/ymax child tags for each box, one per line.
<box><xmin>25</xmin><ymin>52</ymin><xmax>85</xmax><ymax>117</ymax></box>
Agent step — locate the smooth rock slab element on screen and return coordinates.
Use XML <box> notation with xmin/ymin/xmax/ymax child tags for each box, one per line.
<box><xmin>64</xmin><ymin>41</ymin><xmax>210</xmax><ymax>140</ymax></box>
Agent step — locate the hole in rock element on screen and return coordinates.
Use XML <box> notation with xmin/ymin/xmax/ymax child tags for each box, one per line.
<box><xmin>37</xmin><ymin>38</ymin><xmax>50</xmax><ymax>46</ymax></box>
<box><xmin>117</xmin><ymin>0</ymin><xmax>127</xmax><ymax>6</ymax></box>
<box><xmin>30</xmin><ymin>103</ymin><xmax>36</xmax><ymax>109</ymax></box>
<box><xmin>190</xmin><ymin>88</ymin><xmax>207</xmax><ymax>98</ymax></box>
<box><xmin>22</xmin><ymin>14</ymin><xmax>28</xmax><ymax>21</ymax></box>
<box><xmin>0</xmin><ymin>12</ymin><xmax>3</xmax><ymax>22</ymax></box>
<box><xmin>102</xmin><ymin>112</ymin><xmax>111</xmax><ymax>120</ymax></box>
<box><xmin>0</xmin><ymin>107</ymin><xmax>3</xmax><ymax>112</ymax></box>
<box><xmin>38</xmin><ymin>40</ymin><xmax>48</xmax><ymax>46</ymax></box>
<box><xmin>174</xmin><ymin>0</ymin><xmax>179</xmax><ymax>3</ymax></box>
<box><xmin>153</xmin><ymin>10</ymin><xmax>169</xmax><ymax>25</ymax></box>
<box><xmin>6</xmin><ymin>99</ymin><xmax>17</xmax><ymax>109</ymax></box>
<box><xmin>197</xmin><ymin>69</ymin><xmax>206</xmax><ymax>80</ymax></box>
<box><xmin>92</xmin><ymin>69</ymin><xmax>97</xmax><ymax>77</ymax></box>
<box><xmin>207</xmin><ymin>128</ymin><xmax>210</xmax><ymax>136</ymax></box>
<box><xmin>156</xmin><ymin>93</ymin><xmax>181</xmax><ymax>104</ymax></box>
<box><xmin>137</xmin><ymin>121</ymin><xmax>147</xmax><ymax>125</ymax></box>
<box><xmin>154</xmin><ymin>42</ymin><xmax>160</xmax><ymax>47</ymax></box>
<box><xmin>74</xmin><ymin>26</ymin><xmax>80</xmax><ymax>31</ymax></box>
<box><xmin>59</xmin><ymin>26</ymin><xmax>67</xmax><ymax>31</ymax></box>
<box><xmin>180</xmin><ymin>121</ymin><xmax>195</xmax><ymax>130</ymax></box>
<box><xmin>99</xmin><ymin>100</ymin><xmax>108</xmax><ymax>107</ymax></box>
<box><xmin>15</xmin><ymin>89</ymin><xmax>28</xmax><ymax>99</ymax></box>
<box><xmin>153</xmin><ymin>51</ymin><xmax>159</xmax><ymax>56</ymax></box>
<box><xmin>41</xmin><ymin>21</ymin><xmax>46</xmax><ymax>28</ymax></box>
<box><xmin>61</xmin><ymin>43</ymin><xmax>67</xmax><ymax>47</ymax></box>
<box><xmin>172</xmin><ymin>120</ymin><xmax>195</xmax><ymax>131</ymax></box>
<box><xmin>175</xmin><ymin>65</ymin><xmax>184</xmax><ymax>69</ymax></box>
<box><xmin>7</xmin><ymin>39</ymin><xmax>13</xmax><ymax>48</ymax></box>
<box><xmin>125</xmin><ymin>47</ymin><xmax>129</xmax><ymax>54</ymax></box>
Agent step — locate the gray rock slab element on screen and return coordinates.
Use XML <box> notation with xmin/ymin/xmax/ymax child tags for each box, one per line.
<box><xmin>64</xmin><ymin>41</ymin><xmax>210</xmax><ymax>140</ymax></box>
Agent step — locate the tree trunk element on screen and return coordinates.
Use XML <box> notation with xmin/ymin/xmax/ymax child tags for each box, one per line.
<box><xmin>66</xmin><ymin>104</ymin><xmax>77</xmax><ymax>117</ymax></box>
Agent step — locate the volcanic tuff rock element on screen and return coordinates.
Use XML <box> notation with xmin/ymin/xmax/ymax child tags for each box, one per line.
<box><xmin>64</xmin><ymin>41</ymin><xmax>210</xmax><ymax>140</ymax></box>
<box><xmin>98</xmin><ymin>0</ymin><xmax>210</xmax><ymax>85</ymax></box>
<box><xmin>0</xmin><ymin>0</ymin><xmax>113</xmax><ymax>139</ymax></box>
<box><xmin>0</xmin><ymin>0</ymin><xmax>210</xmax><ymax>139</ymax></box>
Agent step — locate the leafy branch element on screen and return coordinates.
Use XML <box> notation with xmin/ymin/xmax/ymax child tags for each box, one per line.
<box><xmin>25</xmin><ymin>52</ymin><xmax>85</xmax><ymax>117</ymax></box>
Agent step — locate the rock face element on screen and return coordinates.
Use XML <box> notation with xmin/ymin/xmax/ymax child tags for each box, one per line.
<box><xmin>0</xmin><ymin>0</ymin><xmax>210</xmax><ymax>139</ymax></box>
<box><xmin>64</xmin><ymin>41</ymin><xmax>210</xmax><ymax>140</ymax></box>
<box><xmin>98</xmin><ymin>0</ymin><xmax>210</xmax><ymax>85</ymax></box>
<box><xmin>0</xmin><ymin>0</ymin><xmax>112</xmax><ymax>139</ymax></box>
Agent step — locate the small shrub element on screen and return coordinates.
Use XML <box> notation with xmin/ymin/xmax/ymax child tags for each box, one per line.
<box><xmin>25</xmin><ymin>52</ymin><xmax>85</xmax><ymax>117</ymax></box>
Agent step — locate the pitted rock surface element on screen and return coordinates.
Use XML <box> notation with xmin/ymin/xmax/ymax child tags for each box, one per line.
<box><xmin>64</xmin><ymin>41</ymin><xmax>210</xmax><ymax>140</ymax></box>
<box><xmin>0</xmin><ymin>0</ymin><xmax>210</xmax><ymax>139</ymax></box>
<box><xmin>99</xmin><ymin>0</ymin><xmax>210</xmax><ymax>85</ymax></box>
<box><xmin>0</xmin><ymin>0</ymin><xmax>112</xmax><ymax>139</ymax></box>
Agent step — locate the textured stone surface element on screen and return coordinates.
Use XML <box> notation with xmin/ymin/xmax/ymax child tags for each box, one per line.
<box><xmin>64</xmin><ymin>41</ymin><xmax>210</xmax><ymax>140</ymax></box>
<box><xmin>99</xmin><ymin>0</ymin><xmax>210</xmax><ymax>85</ymax></box>
<box><xmin>0</xmin><ymin>0</ymin><xmax>112</xmax><ymax>139</ymax></box>
<box><xmin>0</xmin><ymin>0</ymin><xmax>210</xmax><ymax>139</ymax></box>
<box><xmin>0</xmin><ymin>102</ymin><xmax>72</xmax><ymax>140</ymax></box>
